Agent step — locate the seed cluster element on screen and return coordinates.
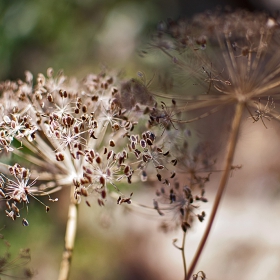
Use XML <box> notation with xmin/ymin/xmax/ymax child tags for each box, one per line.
<box><xmin>0</xmin><ymin>67</ymin><xmax>214</xmax><ymax>233</ymax></box>
<box><xmin>0</xmin><ymin>68</ymin><xmax>208</xmax><ymax>229</ymax></box>
<box><xmin>148</xmin><ymin>9</ymin><xmax>280</xmax><ymax>125</ymax></box>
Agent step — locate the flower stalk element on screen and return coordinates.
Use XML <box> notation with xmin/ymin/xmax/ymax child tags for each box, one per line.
<box><xmin>58</xmin><ymin>185</ymin><xmax>78</xmax><ymax>280</ymax></box>
<box><xmin>186</xmin><ymin>101</ymin><xmax>245</xmax><ymax>279</ymax></box>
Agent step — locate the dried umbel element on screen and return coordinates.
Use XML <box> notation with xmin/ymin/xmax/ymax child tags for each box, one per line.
<box><xmin>0</xmin><ymin>65</ymin><xmax>214</xmax><ymax>280</ymax></box>
<box><xmin>0</xmin><ymin>68</ymin><xmax>186</xmax><ymax>279</ymax></box>
<box><xmin>152</xmin><ymin>140</ymin><xmax>213</xmax><ymax>231</ymax></box>
<box><xmin>0</xmin><ymin>67</ymin><xmax>196</xmax><ymax>225</ymax></box>
<box><xmin>150</xmin><ymin>9</ymin><xmax>280</xmax><ymax>123</ymax></box>
<box><xmin>0</xmin><ymin>69</ymin><xmax>155</xmax><ymax>217</ymax></box>
<box><xmin>144</xmin><ymin>9</ymin><xmax>280</xmax><ymax>280</ymax></box>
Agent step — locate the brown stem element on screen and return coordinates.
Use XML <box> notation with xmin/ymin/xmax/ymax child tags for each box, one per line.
<box><xmin>58</xmin><ymin>185</ymin><xmax>78</xmax><ymax>280</ymax></box>
<box><xmin>182</xmin><ymin>230</ymin><xmax>187</xmax><ymax>279</ymax></box>
<box><xmin>186</xmin><ymin>101</ymin><xmax>245</xmax><ymax>279</ymax></box>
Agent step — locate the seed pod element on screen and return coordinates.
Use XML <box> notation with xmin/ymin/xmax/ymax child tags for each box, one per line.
<box><xmin>101</xmin><ymin>189</ymin><xmax>106</xmax><ymax>199</ymax></box>
<box><xmin>156</xmin><ymin>165</ymin><xmax>164</xmax><ymax>170</ymax></box>
<box><xmin>47</xmin><ymin>93</ymin><xmax>54</xmax><ymax>102</ymax></box>
<box><xmin>96</xmin><ymin>156</ymin><xmax>102</xmax><ymax>164</ymax></box>
<box><xmin>22</xmin><ymin>218</ymin><xmax>29</xmax><ymax>226</ymax></box>
<box><xmin>156</xmin><ymin>173</ymin><xmax>162</xmax><ymax>181</ymax></box>
<box><xmin>157</xmin><ymin>148</ymin><xmax>163</xmax><ymax>153</ymax></box>
<box><xmin>99</xmin><ymin>176</ymin><xmax>105</xmax><ymax>186</ymax></box>
<box><xmin>163</xmin><ymin>151</ymin><xmax>169</xmax><ymax>156</ymax></box>
<box><xmin>131</xmin><ymin>141</ymin><xmax>136</xmax><ymax>150</ymax></box>
<box><xmin>82</xmin><ymin>105</ymin><xmax>87</xmax><ymax>113</ymax></box>
<box><xmin>81</xmin><ymin>187</ymin><xmax>88</xmax><ymax>197</ymax></box>
<box><xmin>140</xmin><ymin>139</ymin><xmax>146</xmax><ymax>148</ymax></box>
<box><xmin>130</xmin><ymin>135</ymin><xmax>137</xmax><ymax>142</ymax></box>
<box><xmin>124</xmin><ymin>165</ymin><xmax>130</xmax><ymax>175</ymax></box>
<box><xmin>146</xmin><ymin>138</ymin><xmax>153</xmax><ymax>146</ymax></box>
<box><xmin>109</xmin><ymin>140</ymin><xmax>115</xmax><ymax>147</ymax></box>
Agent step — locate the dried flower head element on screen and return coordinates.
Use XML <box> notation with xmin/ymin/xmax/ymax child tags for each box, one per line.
<box><xmin>149</xmin><ymin>9</ymin><xmax>280</xmax><ymax>125</ymax></box>
<box><xmin>144</xmin><ymin>10</ymin><xmax>280</xmax><ymax>279</ymax></box>
<box><xmin>153</xmin><ymin>142</ymin><xmax>212</xmax><ymax>232</ymax></box>
<box><xmin>0</xmin><ymin>68</ymin><xmax>184</xmax><ymax>225</ymax></box>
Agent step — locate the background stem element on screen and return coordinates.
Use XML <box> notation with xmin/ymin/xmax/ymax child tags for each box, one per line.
<box><xmin>182</xmin><ymin>231</ymin><xmax>187</xmax><ymax>279</ymax></box>
<box><xmin>58</xmin><ymin>185</ymin><xmax>78</xmax><ymax>280</ymax></box>
<box><xmin>186</xmin><ymin>101</ymin><xmax>245</xmax><ymax>279</ymax></box>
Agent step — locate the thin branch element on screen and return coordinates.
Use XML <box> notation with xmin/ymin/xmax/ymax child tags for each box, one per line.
<box><xmin>186</xmin><ymin>101</ymin><xmax>245</xmax><ymax>279</ymax></box>
<box><xmin>57</xmin><ymin>185</ymin><xmax>78</xmax><ymax>280</ymax></box>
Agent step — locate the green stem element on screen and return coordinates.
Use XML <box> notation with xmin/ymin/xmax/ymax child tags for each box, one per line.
<box><xmin>58</xmin><ymin>185</ymin><xmax>78</xmax><ymax>280</ymax></box>
<box><xmin>186</xmin><ymin>101</ymin><xmax>245</xmax><ymax>279</ymax></box>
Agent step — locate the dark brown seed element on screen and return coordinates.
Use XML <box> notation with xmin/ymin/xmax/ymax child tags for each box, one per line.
<box><xmin>146</xmin><ymin>138</ymin><xmax>153</xmax><ymax>146</ymax></box>
<box><xmin>96</xmin><ymin>156</ymin><xmax>101</xmax><ymax>164</ymax></box>
<box><xmin>156</xmin><ymin>165</ymin><xmax>164</xmax><ymax>170</ymax></box>
<box><xmin>100</xmin><ymin>176</ymin><xmax>105</xmax><ymax>186</ymax></box>
<box><xmin>124</xmin><ymin>165</ymin><xmax>130</xmax><ymax>175</ymax></box>
<box><xmin>109</xmin><ymin>140</ymin><xmax>115</xmax><ymax>147</ymax></box>
<box><xmin>156</xmin><ymin>173</ymin><xmax>162</xmax><ymax>181</ymax></box>
<box><xmin>101</xmin><ymin>189</ymin><xmax>106</xmax><ymax>199</ymax></box>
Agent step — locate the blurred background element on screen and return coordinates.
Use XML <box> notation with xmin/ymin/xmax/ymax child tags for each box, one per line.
<box><xmin>1</xmin><ymin>0</ymin><xmax>280</xmax><ymax>279</ymax></box>
<box><xmin>0</xmin><ymin>0</ymin><xmax>278</xmax><ymax>81</ymax></box>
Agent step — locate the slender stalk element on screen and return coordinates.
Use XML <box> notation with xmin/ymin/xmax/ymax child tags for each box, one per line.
<box><xmin>186</xmin><ymin>101</ymin><xmax>245</xmax><ymax>279</ymax></box>
<box><xmin>182</xmin><ymin>231</ymin><xmax>187</xmax><ymax>279</ymax></box>
<box><xmin>58</xmin><ymin>185</ymin><xmax>78</xmax><ymax>280</ymax></box>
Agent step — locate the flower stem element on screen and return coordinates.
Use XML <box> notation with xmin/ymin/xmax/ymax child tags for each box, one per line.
<box><xmin>182</xmin><ymin>231</ymin><xmax>187</xmax><ymax>279</ymax></box>
<box><xmin>58</xmin><ymin>185</ymin><xmax>78</xmax><ymax>280</ymax></box>
<box><xmin>186</xmin><ymin>101</ymin><xmax>245</xmax><ymax>279</ymax></box>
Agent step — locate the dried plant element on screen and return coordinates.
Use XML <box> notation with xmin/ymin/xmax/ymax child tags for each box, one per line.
<box><xmin>141</xmin><ymin>8</ymin><xmax>280</xmax><ymax>279</ymax></box>
<box><xmin>1</xmin><ymin>8</ymin><xmax>280</xmax><ymax>280</ymax></box>
<box><xmin>0</xmin><ymin>67</ymin><xmax>195</xmax><ymax>279</ymax></box>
